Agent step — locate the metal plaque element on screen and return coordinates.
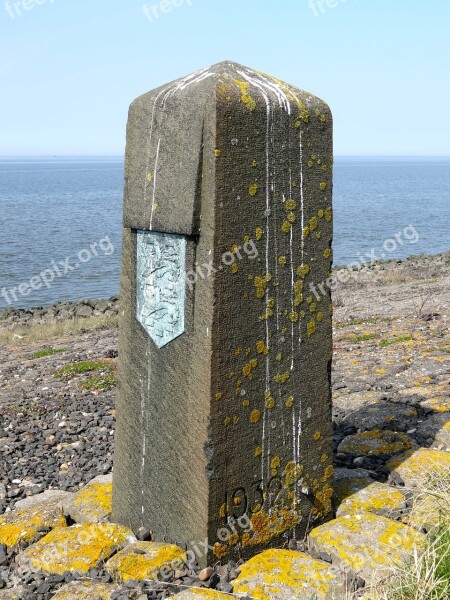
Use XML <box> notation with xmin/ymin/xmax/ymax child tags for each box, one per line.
<box><xmin>136</xmin><ymin>230</ymin><xmax>186</xmax><ymax>348</ymax></box>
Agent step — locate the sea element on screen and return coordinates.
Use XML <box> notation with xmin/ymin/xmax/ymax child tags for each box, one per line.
<box><xmin>0</xmin><ymin>156</ymin><xmax>449</xmax><ymax>309</ymax></box>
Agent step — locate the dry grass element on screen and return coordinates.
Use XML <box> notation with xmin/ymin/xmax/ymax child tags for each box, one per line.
<box><xmin>0</xmin><ymin>314</ymin><xmax>118</xmax><ymax>345</ymax></box>
<box><xmin>361</xmin><ymin>468</ymin><xmax>450</xmax><ymax>600</ymax></box>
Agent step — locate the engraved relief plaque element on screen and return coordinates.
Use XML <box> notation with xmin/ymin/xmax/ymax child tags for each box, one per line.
<box><xmin>136</xmin><ymin>230</ymin><xmax>186</xmax><ymax>348</ymax></box>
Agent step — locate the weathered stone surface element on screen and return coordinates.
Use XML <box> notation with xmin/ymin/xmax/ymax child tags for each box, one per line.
<box><xmin>14</xmin><ymin>489</ymin><xmax>74</xmax><ymax>512</ymax></box>
<box><xmin>336</xmin><ymin>481</ymin><xmax>407</xmax><ymax>518</ymax></box>
<box><xmin>168</xmin><ymin>591</ymin><xmax>232</xmax><ymax>600</ymax></box>
<box><xmin>0</xmin><ymin>501</ymin><xmax>67</xmax><ymax>548</ymax></box>
<box><xmin>232</xmin><ymin>548</ymin><xmax>346</xmax><ymax>599</ymax></box>
<box><xmin>113</xmin><ymin>61</ymin><xmax>334</xmax><ymax>564</ymax></box>
<box><xmin>417</xmin><ymin>413</ymin><xmax>450</xmax><ymax>450</ymax></box>
<box><xmin>420</xmin><ymin>396</ymin><xmax>450</xmax><ymax>414</ymax></box>
<box><xmin>408</xmin><ymin>493</ymin><xmax>449</xmax><ymax>532</ymax></box>
<box><xmin>62</xmin><ymin>482</ymin><xmax>112</xmax><ymax>524</ymax></box>
<box><xmin>0</xmin><ymin>587</ymin><xmax>25</xmax><ymax>599</ymax></box>
<box><xmin>51</xmin><ymin>581</ymin><xmax>120</xmax><ymax>600</ymax></box>
<box><xmin>386</xmin><ymin>448</ymin><xmax>450</xmax><ymax>488</ymax></box>
<box><xmin>106</xmin><ymin>541</ymin><xmax>187</xmax><ymax>582</ymax></box>
<box><xmin>333</xmin><ymin>468</ymin><xmax>375</xmax><ymax>507</ymax></box>
<box><xmin>337</xmin><ymin>429</ymin><xmax>414</xmax><ymax>459</ymax></box>
<box><xmin>308</xmin><ymin>514</ymin><xmax>425</xmax><ymax>583</ymax></box>
<box><xmin>334</xmin><ymin>394</ymin><xmax>418</xmax><ymax>432</ymax></box>
<box><xmin>15</xmin><ymin>523</ymin><xmax>135</xmax><ymax>575</ymax></box>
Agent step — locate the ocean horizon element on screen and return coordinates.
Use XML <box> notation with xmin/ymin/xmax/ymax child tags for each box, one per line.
<box><xmin>1</xmin><ymin>156</ymin><xmax>449</xmax><ymax>310</ymax></box>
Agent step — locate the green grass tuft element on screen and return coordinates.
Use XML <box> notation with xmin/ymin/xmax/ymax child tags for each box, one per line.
<box><xmin>32</xmin><ymin>347</ymin><xmax>68</xmax><ymax>359</ymax></box>
<box><xmin>54</xmin><ymin>360</ymin><xmax>113</xmax><ymax>380</ymax></box>
<box><xmin>78</xmin><ymin>372</ymin><xmax>117</xmax><ymax>391</ymax></box>
<box><xmin>380</xmin><ymin>336</ymin><xmax>413</xmax><ymax>347</ymax></box>
<box><xmin>349</xmin><ymin>334</ymin><xmax>376</xmax><ymax>344</ymax></box>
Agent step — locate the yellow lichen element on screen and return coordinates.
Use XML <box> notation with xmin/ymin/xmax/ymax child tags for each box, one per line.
<box><xmin>107</xmin><ymin>542</ymin><xmax>186</xmax><ymax>582</ymax></box>
<box><xmin>248</xmin><ymin>183</ymin><xmax>258</xmax><ymax>197</ymax></box>
<box><xmin>250</xmin><ymin>410</ymin><xmax>261</xmax><ymax>424</ymax></box>
<box><xmin>233</xmin><ymin>80</ymin><xmax>257</xmax><ymax>111</ymax></box>
<box><xmin>274</xmin><ymin>371</ymin><xmax>290</xmax><ymax>384</ymax></box>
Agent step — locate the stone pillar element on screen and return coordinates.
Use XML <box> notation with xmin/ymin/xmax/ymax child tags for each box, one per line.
<box><xmin>112</xmin><ymin>61</ymin><xmax>334</xmax><ymax>565</ymax></box>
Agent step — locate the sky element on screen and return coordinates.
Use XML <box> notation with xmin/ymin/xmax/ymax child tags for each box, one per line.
<box><xmin>0</xmin><ymin>0</ymin><xmax>449</xmax><ymax>156</ymax></box>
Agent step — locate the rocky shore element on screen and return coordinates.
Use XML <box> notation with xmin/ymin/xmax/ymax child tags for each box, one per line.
<box><xmin>0</xmin><ymin>251</ymin><xmax>449</xmax><ymax>599</ymax></box>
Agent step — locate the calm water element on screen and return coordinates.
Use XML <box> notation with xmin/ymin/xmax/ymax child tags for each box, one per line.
<box><xmin>0</xmin><ymin>157</ymin><xmax>449</xmax><ymax>309</ymax></box>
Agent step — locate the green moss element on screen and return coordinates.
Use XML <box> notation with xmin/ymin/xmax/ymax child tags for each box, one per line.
<box><xmin>349</xmin><ymin>334</ymin><xmax>376</xmax><ymax>344</ymax></box>
<box><xmin>78</xmin><ymin>373</ymin><xmax>117</xmax><ymax>391</ymax></box>
<box><xmin>54</xmin><ymin>360</ymin><xmax>113</xmax><ymax>380</ymax></box>
<box><xmin>336</xmin><ymin>316</ymin><xmax>392</xmax><ymax>328</ymax></box>
<box><xmin>32</xmin><ymin>347</ymin><xmax>67</xmax><ymax>359</ymax></box>
<box><xmin>380</xmin><ymin>336</ymin><xmax>413</xmax><ymax>347</ymax></box>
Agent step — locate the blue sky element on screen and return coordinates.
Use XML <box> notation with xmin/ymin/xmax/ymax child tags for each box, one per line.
<box><xmin>1</xmin><ymin>0</ymin><xmax>449</xmax><ymax>156</ymax></box>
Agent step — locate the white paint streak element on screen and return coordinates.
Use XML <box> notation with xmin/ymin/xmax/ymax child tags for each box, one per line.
<box><xmin>149</xmin><ymin>138</ymin><xmax>161</xmax><ymax>228</ymax></box>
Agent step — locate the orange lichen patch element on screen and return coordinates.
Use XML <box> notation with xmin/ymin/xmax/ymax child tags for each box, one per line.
<box><xmin>242</xmin><ymin>508</ymin><xmax>301</xmax><ymax>548</ymax></box>
<box><xmin>212</xmin><ymin>542</ymin><xmax>228</xmax><ymax>560</ymax></box>
<box><xmin>0</xmin><ymin>503</ymin><xmax>67</xmax><ymax>548</ymax></box>
<box><xmin>106</xmin><ymin>542</ymin><xmax>186</xmax><ymax>582</ymax></box>
<box><xmin>336</xmin><ymin>482</ymin><xmax>406</xmax><ymax>518</ymax></box>
<box><xmin>338</xmin><ymin>430</ymin><xmax>413</xmax><ymax>458</ymax></box>
<box><xmin>313</xmin><ymin>486</ymin><xmax>334</xmax><ymax>516</ymax></box>
<box><xmin>233</xmin><ymin>549</ymin><xmax>344</xmax><ymax>600</ymax></box>
<box><xmin>15</xmin><ymin>524</ymin><xmax>135</xmax><ymax>575</ymax></box>
<box><xmin>324</xmin><ymin>465</ymin><xmax>334</xmax><ymax>480</ymax></box>
<box><xmin>51</xmin><ymin>581</ymin><xmax>120</xmax><ymax>600</ymax></box>
<box><xmin>386</xmin><ymin>448</ymin><xmax>450</xmax><ymax>488</ymax></box>
<box><xmin>67</xmin><ymin>483</ymin><xmax>112</xmax><ymax>524</ymax></box>
<box><xmin>309</xmin><ymin>514</ymin><xmax>425</xmax><ymax>583</ymax></box>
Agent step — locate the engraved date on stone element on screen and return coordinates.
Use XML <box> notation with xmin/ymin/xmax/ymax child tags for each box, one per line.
<box><xmin>224</xmin><ymin>478</ymin><xmax>321</xmax><ymax>521</ymax></box>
